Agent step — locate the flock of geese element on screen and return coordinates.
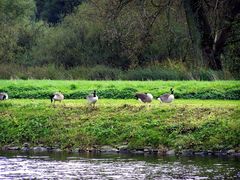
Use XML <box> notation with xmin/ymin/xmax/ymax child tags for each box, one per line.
<box><xmin>0</xmin><ymin>88</ymin><xmax>174</xmax><ymax>106</ymax></box>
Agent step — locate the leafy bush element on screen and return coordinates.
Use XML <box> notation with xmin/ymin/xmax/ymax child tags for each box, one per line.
<box><xmin>0</xmin><ymin>115</ymin><xmax>51</xmax><ymax>144</ymax></box>
<box><xmin>122</xmin><ymin>67</ymin><xmax>190</xmax><ymax>80</ymax></box>
<box><xmin>0</xmin><ymin>63</ymin><xmax>236</xmax><ymax>80</ymax></box>
<box><xmin>87</xmin><ymin>65</ymin><xmax>122</xmax><ymax>80</ymax></box>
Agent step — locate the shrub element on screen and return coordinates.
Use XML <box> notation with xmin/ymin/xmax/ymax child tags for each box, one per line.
<box><xmin>0</xmin><ymin>63</ymin><xmax>236</xmax><ymax>80</ymax></box>
<box><xmin>87</xmin><ymin>65</ymin><xmax>122</xmax><ymax>80</ymax></box>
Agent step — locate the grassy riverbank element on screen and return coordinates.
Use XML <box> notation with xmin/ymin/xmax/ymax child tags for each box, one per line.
<box><xmin>0</xmin><ymin>99</ymin><xmax>239</xmax><ymax>152</ymax></box>
<box><xmin>0</xmin><ymin>80</ymin><xmax>240</xmax><ymax>99</ymax></box>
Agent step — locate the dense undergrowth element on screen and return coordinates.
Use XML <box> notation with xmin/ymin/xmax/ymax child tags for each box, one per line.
<box><xmin>0</xmin><ymin>64</ymin><xmax>236</xmax><ymax>81</ymax></box>
<box><xmin>0</xmin><ymin>99</ymin><xmax>239</xmax><ymax>151</ymax></box>
<box><xmin>0</xmin><ymin>80</ymin><xmax>239</xmax><ymax>100</ymax></box>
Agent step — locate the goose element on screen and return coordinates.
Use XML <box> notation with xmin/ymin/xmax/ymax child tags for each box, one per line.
<box><xmin>87</xmin><ymin>90</ymin><xmax>98</xmax><ymax>107</ymax></box>
<box><xmin>0</xmin><ymin>92</ymin><xmax>8</xmax><ymax>100</ymax></box>
<box><xmin>50</xmin><ymin>92</ymin><xmax>64</xmax><ymax>103</ymax></box>
<box><xmin>157</xmin><ymin>88</ymin><xmax>174</xmax><ymax>103</ymax></box>
<box><xmin>135</xmin><ymin>93</ymin><xmax>153</xmax><ymax>104</ymax></box>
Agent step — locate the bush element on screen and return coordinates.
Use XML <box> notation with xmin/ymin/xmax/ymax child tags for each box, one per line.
<box><xmin>191</xmin><ymin>69</ymin><xmax>225</xmax><ymax>81</ymax></box>
<box><xmin>0</xmin><ymin>63</ymin><xmax>236</xmax><ymax>81</ymax></box>
<box><xmin>122</xmin><ymin>67</ymin><xmax>190</xmax><ymax>80</ymax></box>
<box><xmin>87</xmin><ymin>65</ymin><xmax>122</xmax><ymax>80</ymax></box>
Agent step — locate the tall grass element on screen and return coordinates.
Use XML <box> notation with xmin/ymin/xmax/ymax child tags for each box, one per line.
<box><xmin>0</xmin><ymin>63</ymin><xmax>235</xmax><ymax>80</ymax></box>
<box><xmin>122</xmin><ymin>67</ymin><xmax>191</xmax><ymax>80</ymax></box>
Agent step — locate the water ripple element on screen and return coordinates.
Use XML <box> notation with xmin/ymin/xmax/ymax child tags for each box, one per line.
<box><xmin>0</xmin><ymin>154</ymin><xmax>239</xmax><ymax>179</ymax></box>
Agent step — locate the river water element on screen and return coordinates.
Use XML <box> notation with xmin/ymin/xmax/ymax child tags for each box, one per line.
<box><xmin>0</xmin><ymin>151</ymin><xmax>239</xmax><ymax>179</ymax></box>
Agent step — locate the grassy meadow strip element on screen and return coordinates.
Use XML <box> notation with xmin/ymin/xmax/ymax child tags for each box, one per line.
<box><xmin>0</xmin><ymin>80</ymin><xmax>239</xmax><ymax>99</ymax></box>
<box><xmin>0</xmin><ymin>99</ymin><xmax>239</xmax><ymax>151</ymax></box>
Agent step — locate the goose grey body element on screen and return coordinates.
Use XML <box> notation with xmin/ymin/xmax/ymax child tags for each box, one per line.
<box><xmin>50</xmin><ymin>92</ymin><xmax>64</xmax><ymax>103</ymax></box>
<box><xmin>87</xmin><ymin>90</ymin><xmax>98</xmax><ymax>105</ymax></box>
<box><xmin>157</xmin><ymin>88</ymin><xmax>174</xmax><ymax>103</ymax></box>
<box><xmin>135</xmin><ymin>93</ymin><xmax>153</xmax><ymax>103</ymax></box>
<box><xmin>0</xmin><ymin>92</ymin><xmax>8</xmax><ymax>100</ymax></box>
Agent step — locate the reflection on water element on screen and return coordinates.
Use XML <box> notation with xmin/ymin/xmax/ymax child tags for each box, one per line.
<box><xmin>0</xmin><ymin>151</ymin><xmax>239</xmax><ymax>179</ymax></box>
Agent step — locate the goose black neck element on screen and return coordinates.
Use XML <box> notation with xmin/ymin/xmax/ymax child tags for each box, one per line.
<box><xmin>93</xmin><ymin>91</ymin><xmax>96</xmax><ymax>97</ymax></box>
<box><xmin>50</xmin><ymin>95</ymin><xmax>54</xmax><ymax>103</ymax></box>
<box><xmin>171</xmin><ymin>89</ymin><xmax>174</xmax><ymax>94</ymax></box>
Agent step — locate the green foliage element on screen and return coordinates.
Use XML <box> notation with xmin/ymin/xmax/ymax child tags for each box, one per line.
<box><xmin>224</xmin><ymin>19</ymin><xmax>240</xmax><ymax>79</ymax></box>
<box><xmin>191</xmin><ymin>69</ymin><xmax>226</xmax><ymax>81</ymax></box>
<box><xmin>32</xmin><ymin>3</ymin><xmax>109</xmax><ymax>67</ymax></box>
<box><xmin>122</xmin><ymin>67</ymin><xmax>190</xmax><ymax>80</ymax></box>
<box><xmin>28</xmin><ymin>1</ymin><xmax>198</xmax><ymax>69</ymax></box>
<box><xmin>0</xmin><ymin>63</ymin><xmax>235</xmax><ymax>80</ymax></box>
<box><xmin>0</xmin><ymin>0</ymin><xmax>36</xmax><ymax>62</ymax></box>
<box><xmin>88</xmin><ymin>65</ymin><xmax>122</xmax><ymax>80</ymax></box>
<box><xmin>0</xmin><ymin>0</ymin><xmax>239</xmax><ymax>79</ymax></box>
<box><xmin>0</xmin><ymin>0</ymin><xmax>35</xmax><ymax>24</ymax></box>
<box><xmin>0</xmin><ymin>112</ymin><xmax>51</xmax><ymax>144</ymax></box>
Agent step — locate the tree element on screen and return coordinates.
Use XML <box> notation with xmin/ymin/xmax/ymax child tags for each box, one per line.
<box><xmin>90</xmin><ymin>0</ymin><xmax>173</xmax><ymax>68</ymax></box>
<box><xmin>32</xmin><ymin>3</ymin><xmax>109</xmax><ymax>67</ymax></box>
<box><xmin>183</xmin><ymin>0</ymin><xmax>240</xmax><ymax>70</ymax></box>
<box><xmin>90</xmin><ymin>0</ymin><xmax>240</xmax><ymax>71</ymax></box>
<box><xmin>0</xmin><ymin>0</ymin><xmax>36</xmax><ymax>64</ymax></box>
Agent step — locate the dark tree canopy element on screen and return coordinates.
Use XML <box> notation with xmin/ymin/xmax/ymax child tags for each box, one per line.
<box><xmin>36</xmin><ymin>0</ymin><xmax>85</xmax><ymax>23</ymax></box>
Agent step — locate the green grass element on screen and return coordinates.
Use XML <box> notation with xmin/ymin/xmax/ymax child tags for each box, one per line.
<box><xmin>0</xmin><ymin>99</ymin><xmax>239</xmax><ymax>151</ymax></box>
<box><xmin>0</xmin><ymin>80</ymin><xmax>240</xmax><ymax>99</ymax></box>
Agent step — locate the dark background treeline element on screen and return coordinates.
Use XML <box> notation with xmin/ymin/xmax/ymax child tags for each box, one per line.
<box><xmin>0</xmin><ymin>0</ymin><xmax>239</xmax><ymax>80</ymax></box>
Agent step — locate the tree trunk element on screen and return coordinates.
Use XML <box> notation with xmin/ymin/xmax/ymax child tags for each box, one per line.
<box><xmin>183</xmin><ymin>0</ymin><xmax>204</xmax><ymax>68</ymax></box>
<box><xmin>183</xmin><ymin>0</ymin><xmax>223</xmax><ymax>70</ymax></box>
